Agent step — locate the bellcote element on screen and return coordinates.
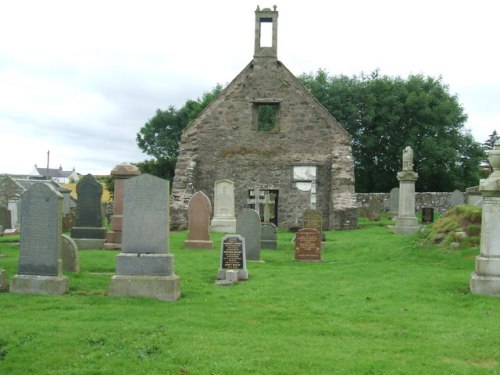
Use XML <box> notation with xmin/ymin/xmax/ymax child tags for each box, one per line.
<box><xmin>254</xmin><ymin>5</ymin><xmax>278</xmax><ymax>60</ymax></box>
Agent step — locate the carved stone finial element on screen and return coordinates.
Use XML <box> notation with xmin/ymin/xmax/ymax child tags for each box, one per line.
<box><xmin>402</xmin><ymin>146</ymin><xmax>414</xmax><ymax>171</ymax></box>
<box><xmin>273</xmin><ymin>5</ymin><xmax>277</xmax><ymax>11</ymax></box>
<box><xmin>256</xmin><ymin>5</ymin><xmax>260</xmax><ymax>11</ymax></box>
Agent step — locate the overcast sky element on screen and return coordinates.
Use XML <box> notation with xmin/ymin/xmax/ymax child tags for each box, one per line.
<box><xmin>1</xmin><ymin>0</ymin><xmax>499</xmax><ymax>175</ymax></box>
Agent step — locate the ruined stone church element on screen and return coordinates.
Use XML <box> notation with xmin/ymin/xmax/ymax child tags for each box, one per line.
<box><xmin>171</xmin><ymin>6</ymin><xmax>357</xmax><ymax>230</ymax></box>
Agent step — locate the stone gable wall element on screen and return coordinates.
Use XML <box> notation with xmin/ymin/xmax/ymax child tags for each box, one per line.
<box><xmin>171</xmin><ymin>59</ymin><xmax>356</xmax><ymax>230</ymax></box>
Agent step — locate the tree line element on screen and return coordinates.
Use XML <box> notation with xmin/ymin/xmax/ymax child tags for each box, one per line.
<box><xmin>136</xmin><ymin>70</ymin><xmax>496</xmax><ymax>193</ymax></box>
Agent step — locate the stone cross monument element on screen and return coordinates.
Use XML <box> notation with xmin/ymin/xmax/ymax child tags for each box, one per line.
<box><xmin>393</xmin><ymin>146</ymin><xmax>420</xmax><ymax>234</ymax></box>
<box><xmin>470</xmin><ymin>140</ymin><xmax>500</xmax><ymax>296</ymax></box>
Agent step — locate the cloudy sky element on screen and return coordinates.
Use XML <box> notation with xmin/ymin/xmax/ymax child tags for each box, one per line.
<box><xmin>1</xmin><ymin>0</ymin><xmax>499</xmax><ymax>175</ymax></box>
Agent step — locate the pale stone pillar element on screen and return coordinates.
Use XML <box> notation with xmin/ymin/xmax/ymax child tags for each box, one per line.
<box><xmin>393</xmin><ymin>146</ymin><xmax>420</xmax><ymax>234</ymax></box>
<box><xmin>104</xmin><ymin>163</ymin><xmax>141</xmax><ymax>250</ymax></box>
<box><xmin>470</xmin><ymin>140</ymin><xmax>500</xmax><ymax>296</ymax></box>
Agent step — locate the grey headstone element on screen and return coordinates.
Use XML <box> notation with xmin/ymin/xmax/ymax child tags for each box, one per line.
<box><xmin>367</xmin><ymin>198</ymin><xmax>381</xmax><ymax>221</ymax></box>
<box><xmin>236</xmin><ymin>208</ymin><xmax>261</xmax><ymax>261</ymax></box>
<box><xmin>388</xmin><ymin>187</ymin><xmax>399</xmax><ymax>219</ymax></box>
<box><xmin>450</xmin><ymin>189</ymin><xmax>465</xmax><ymax>206</ymax></box>
<box><xmin>10</xmin><ymin>183</ymin><xmax>69</xmax><ymax>295</ymax></box>
<box><xmin>18</xmin><ymin>183</ymin><xmax>64</xmax><ymax>276</ymax></box>
<box><xmin>303</xmin><ymin>209</ymin><xmax>324</xmax><ymax>241</ymax></box>
<box><xmin>61</xmin><ymin>234</ymin><xmax>79</xmax><ymax>272</ymax></box>
<box><xmin>211</xmin><ymin>179</ymin><xmax>237</xmax><ymax>233</ymax></box>
<box><xmin>261</xmin><ymin>223</ymin><xmax>277</xmax><ymax>249</ymax></box>
<box><xmin>71</xmin><ymin>174</ymin><xmax>106</xmax><ymax>239</ymax></box>
<box><xmin>122</xmin><ymin>174</ymin><xmax>169</xmax><ymax>254</ymax></box>
<box><xmin>0</xmin><ymin>269</ymin><xmax>7</xmax><ymax>291</ymax></box>
<box><xmin>185</xmin><ymin>191</ymin><xmax>213</xmax><ymax>249</ymax></box>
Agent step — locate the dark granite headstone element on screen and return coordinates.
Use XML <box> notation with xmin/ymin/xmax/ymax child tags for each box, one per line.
<box><xmin>236</xmin><ymin>208</ymin><xmax>261</xmax><ymax>261</ymax></box>
<box><xmin>0</xmin><ymin>206</ymin><xmax>11</xmax><ymax>230</ymax></box>
<box><xmin>261</xmin><ymin>223</ymin><xmax>277</xmax><ymax>249</ymax></box>
<box><xmin>295</xmin><ymin>228</ymin><xmax>321</xmax><ymax>261</ymax></box>
<box><xmin>184</xmin><ymin>191</ymin><xmax>213</xmax><ymax>249</ymax></box>
<box><xmin>71</xmin><ymin>174</ymin><xmax>106</xmax><ymax>240</ymax></box>
<box><xmin>421</xmin><ymin>207</ymin><xmax>434</xmax><ymax>223</ymax></box>
<box><xmin>217</xmin><ymin>234</ymin><xmax>248</xmax><ymax>280</ymax></box>
<box><xmin>10</xmin><ymin>183</ymin><xmax>69</xmax><ymax>295</ymax></box>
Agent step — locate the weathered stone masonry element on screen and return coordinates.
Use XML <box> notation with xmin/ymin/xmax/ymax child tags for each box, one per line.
<box><xmin>170</xmin><ymin>7</ymin><xmax>357</xmax><ymax>230</ymax></box>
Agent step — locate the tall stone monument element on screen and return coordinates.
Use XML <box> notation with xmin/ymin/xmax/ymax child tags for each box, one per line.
<box><xmin>104</xmin><ymin>163</ymin><xmax>141</xmax><ymax>250</ymax></box>
<box><xmin>470</xmin><ymin>141</ymin><xmax>500</xmax><ymax>296</ymax></box>
<box><xmin>109</xmin><ymin>174</ymin><xmax>180</xmax><ymax>301</ymax></box>
<box><xmin>210</xmin><ymin>179</ymin><xmax>236</xmax><ymax>233</ymax></box>
<box><xmin>70</xmin><ymin>174</ymin><xmax>106</xmax><ymax>249</ymax></box>
<box><xmin>184</xmin><ymin>191</ymin><xmax>213</xmax><ymax>249</ymax></box>
<box><xmin>10</xmin><ymin>183</ymin><xmax>69</xmax><ymax>295</ymax></box>
<box><xmin>393</xmin><ymin>146</ymin><xmax>419</xmax><ymax>234</ymax></box>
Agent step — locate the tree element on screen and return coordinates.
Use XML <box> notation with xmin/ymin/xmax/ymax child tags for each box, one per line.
<box><xmin>483</xmin><ymin>130</ymin><xmax>499</xmax><ymax>150</ymax></box>
<box><xmin>135</xmin><ymin>84</ymin><xmax>223</xmax><ymax>178</ymax></box>
<box><xmin>299</xmin><ymin>70</ymin><xmax>485</xmax><ymax>192</ymax></box>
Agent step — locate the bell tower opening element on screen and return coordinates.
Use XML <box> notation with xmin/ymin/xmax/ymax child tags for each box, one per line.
<box><xmin>254</xmin><ymin>5</ymin><xmax>278</xmax><ymax>59</ymax></box>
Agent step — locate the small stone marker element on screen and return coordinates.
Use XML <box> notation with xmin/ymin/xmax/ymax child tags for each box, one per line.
<box><xmin>261</xmin><ymin>223</ymin><xmax>277</xmax><ymax>249</ymax></box>
<box><xmin>71</xmin><ymin>174</ymin><xmax>106</xmax><ymax>250</ymax></box>
<box><xmin>421</xmin><ymin>207</ymin><xmax>434</xmax><ymax>223</ymax></box>
<box><xmin>303</xmin><ymin>209</ymin><xmax>325</xmax><ymax>241</ymax></box>
<box><xmin>10</xmin><ymin>183</ymin><xmax>69</xmax><ymax>295</ymax></box>
<box><xmin>295</xmin><ymin>228</ymin><xmax>321</xmax><ymax>261</ymax></box>
<box><xmin>109</xmin><ymin>174</ymin><xmax>180</xmax><ymax>301</ymax></box>
<box><xmin>217</xmin><ymin>234</ymin><xmax>248</xmax><ymax>282</ymax></box>
<box><xmin>211</xmin><ymin>179</ymin><xmax>237</xmax><ymax>233</ymax></box>
<box><xmin>184</xmin><ymin>191</ymin><xmax>213</xmax><ymax>249</ymax></box>
<box><xmin>236</xmin><ymin>208</ymin><xmax>261</xmax><ymax>261</ymax></box>
<box><xmin>450</xmin><ymin>189</ymin><xmax>465</xmax><ymax>206</ymax></box>
<box><xmin>3</xmin><ymin>228</ymin><xmax>18</xmax><ymax>236</ymax></box>
<box><xmin>61</xmin><ymin>234</ymin><xmax>80</xmax><ymax>272</ymax></box>
<box><xmin>367</xmin><ymin>199</ymin><xmax>381</xmax><ymax>221</ymax></box>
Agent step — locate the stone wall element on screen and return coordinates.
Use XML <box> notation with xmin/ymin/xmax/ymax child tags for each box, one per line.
<box><xmin>356</xmin><ymin>192</ymin><xmax>467</xmax><ymax>214</ymax></box>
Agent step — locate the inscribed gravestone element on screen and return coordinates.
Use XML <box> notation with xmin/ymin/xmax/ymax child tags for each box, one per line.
<box><xmin>303</xmin><ymin>209</ymin><xmax>324</xmax><ymax>241</ymax></box>
<box><xmin>61</xmin><ymin>234</ymin><xmax>79</xmax><ymax>272</ymax></box>
<box><xmin>184</xmin><ymin>191</ymin><xmax>213</xmax><ymax>249</ymax></box>
<box><xmin>211</xmin><ymin>179</ymin><xmax>237</xmax><ymax>233</ymax></box>
<box><xmin>367</xmin><ymin>198</ymin><xmax>381</xmax><ymax>221</ymax></box>
<box><xmin>236</xmin><ymin>208</ymin><xmax>261</xmax><ymax>261</ymax></box>
<box><xmin>388</xmin><ymin>187</ymin><xmax>399</xmax><ymax>219</ymax></box>
<box><xmin>0</xmin><ymin>206</ymin><xmax>11</xmax><ymax>230</ymax></box>
<box><xmin>393</xmin><ymin>146</ymin><xmax>419</xmax><ymax>234</ymax></box>
<box><xmin>109</xmin><ymin>174</ymin><xmax>180</xmax><ymax>301</ymax></box>
<box><xmin>71</xmin><ymin>174</ymin><xmax>106</xmax><ymax>249</ymax></box>
<box><xmin>10</xmin><ymin>183</ymin><xmax>69</xmax><ymax>295</ymax></box>
<box><xmin>295</xmin><ymin>228</ymin><xmax>321</xmax><ymax>261</ymax></box>
<box><xmin>450</xmin><ymin>189</ymin><xmax>465</xmax><ymax>206</ymax></box>
<box><xmin>217</xmin><ymin>234</ymin><xmax>248</xmax><ymax>281</ymax></box>
<box><xmin>261</xmin><ymin>223</ymin><xmax>277</xmax><ymax>249</ymax></box>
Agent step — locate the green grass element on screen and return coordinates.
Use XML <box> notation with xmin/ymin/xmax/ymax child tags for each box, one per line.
<box><xmin>1</xmin><ymin>222</ymin><xmax>499</xmax><ymax>374</ymax></box>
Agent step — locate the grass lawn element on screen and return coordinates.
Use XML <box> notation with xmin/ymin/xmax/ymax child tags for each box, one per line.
<box><xmin>1</xmin><ymin>218</ymin><xmax>499</xmax><ymax>374</ymax></box>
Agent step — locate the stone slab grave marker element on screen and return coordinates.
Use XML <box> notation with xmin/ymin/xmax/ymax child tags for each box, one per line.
<box><xmin>105</xmin><ymin>163</ymin><xmax>141</xmax><ymax>250</ymax></box>
<box><xmin>236</xmin><ymin>208</ymin><xmax>261</xmax><ymax>261</ymax></box>
<box><xmin>303</xmin><ymin>209</ymin><xmax>325</xmax><ymax>242</ymax></box>
<box><xmin>109</xmin><ymin>174</ymin><xmax>180</xmax><ymax>301</ymax></box>
<box><xmin>261</xmin><ymin>222</ymin><xmax>277</xmax><ymax>249</ymax></box>
<box><xmin>216</xmin><ymin>234</ymin><xmax>248</xmax><ymax>284</ymax></box>
<box><xmin>393</xmin><ymin>146</ymin><xmax>420</xmax><ymax>234</ymax></box>
<box><xmin>421</xmin><ymin>207</ymin><xmax>434</xmax><ymax>223</ymax></box>
<box><xmin>211</xmin><ymin>179</ymin><xmax>237</xmax><ymax>233</ymax></box>
<box><xmin>470</xmin><ymin>140</ymin><xmax>500</xmax><ymax>296</ymax></box>
<box><xmin>71</xmin><ymin>174</ymin><xmax>106</xmax><ymax>250</ymax></box>
<box><xmin>10</xmin><ymin>183</ymin><xmax>69</xmax><ymax>295</ymax></box>
<box><xmin>388</xmin><ymin>187</ymin><xmax>399</xmax><ymax>219</ymax></box>
<box><xmin>61</xmin><ymin>234</ymin><xmax>79</xmax><ymax>273</ymax></box>
<box><xmin>0</xmin><ymin>206</ymin><xmax>11</xmax><ymax>230</ymax></box>
<box><xmin>295</xmin><ymin>228</ymin><xmax>321</xmax><ymax>261</ymax></box>
<box><xmin>0</xmin><ymin>269</ymin><xmax>7</xmax><ymax>291</ymax></box>
<box><xmin>367</xmin><ymin>198</ymin><xmax>381</xmax><ymax>221</ymax></box>
<box><xmin>184</xmin><ymin>191</ymin><xmax>213</xmax><ymax>249</ymax></box>
<box><xmin>450</xmin><ymin>189</ymin><xmax>465</xmax><ymax>207</ymax></box>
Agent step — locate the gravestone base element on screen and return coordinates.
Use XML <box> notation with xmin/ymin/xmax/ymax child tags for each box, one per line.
<box><xmin>73</xmin><ymin>238</ymin><xmax>106</xmax><ymax>250</ymax></box>
<box><xmin>261</xmin><ymin>240</ymin><xmax>277</xmax><ymax>249</ymax></box>
<box><xmin>106</xmin><ymin>231</ymin><xmax>122</xmax><ymax>244</ymax></box>
<box><xmin>217</xmin><ymin>268</ymin><xmax>248</xmax><ymax>281</ymax></box>
<box><xmin>103</xmin><ymin>242</ymin><xmax>122</xmax><ymax>250</ymax></box>
<box><xmin>210</xmin><ymin>218</ymin><xmax>237</xmax><ymax>233</ymax></box>
<box><xmin>10</xmin><ymin>274</ymin><xmax>69</xmax><ymax>295</ymax></box>
<box><xmin>116</xmin><ymin>253</ymin><xmax>175</xmax><ymax>275</ymax></box>
<box><xmin>470</xmin><ymin>273</ymin><xmax>500</xmax><ymax>296</ymax></box>
<box><xmin>184</xmin><ymin>240</ymin><xmax>213</xmax><ymax>249</ymax></box>
<box><xmin>71</xmin><ymin>227</ymin><xmax>107</xmax><ymax>239</ymax></box>
<box><xmin>108</xmin><ymin>275</ymin><xmax>180</xmax><ymax>301</ymax></box>
<box><xmin>393</xmin><ymin>216</ymin><xmax>420</xmax><ymax>234</ymax></box>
